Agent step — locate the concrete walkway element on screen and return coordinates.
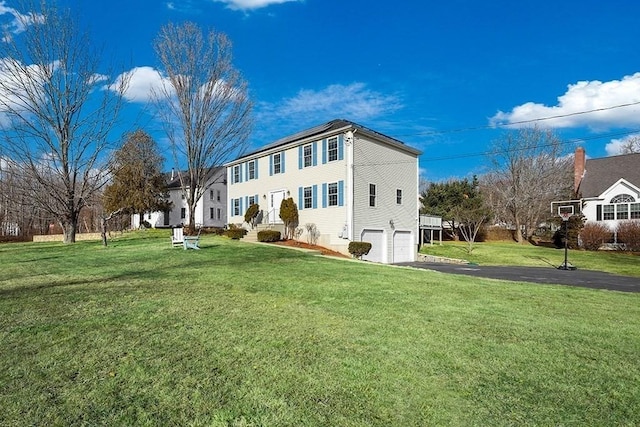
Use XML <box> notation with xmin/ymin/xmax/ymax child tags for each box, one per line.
<box><xmin>396</xmin><ymin>262</ymin><xmax>640</xmax><ymax>293</ymax></box>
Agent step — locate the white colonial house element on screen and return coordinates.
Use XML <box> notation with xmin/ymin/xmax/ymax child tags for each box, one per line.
<box><xmin>132</xmin><ymin>167</ymin><xmax>227</xmax><ymax>229</ymax></box>
<box><xmin>574</xmin><ymin>147</ymin><xmax>640</xmax><ymax>230</ymax></box>
<box><xmin>225</xmin><ymin>119</ymin><xmax>421</xmax><ymax>263</ymax></box>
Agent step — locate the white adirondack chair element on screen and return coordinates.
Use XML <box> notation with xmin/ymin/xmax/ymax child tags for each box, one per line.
<box><xmin>171</xmin><ymin>227</ymin><xmax>184</xmax><ymax>247</ymax></box>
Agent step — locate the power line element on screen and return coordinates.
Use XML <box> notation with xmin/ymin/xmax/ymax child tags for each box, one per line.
<box><xmin>394</xmin><ymin>100</ymin><xmax>640</xmax><ymax>138</ymax></box>
<box><xmin>421</xmin><ymin>129</ymin><xmax>640</xmax><ymax>162</ymax></box>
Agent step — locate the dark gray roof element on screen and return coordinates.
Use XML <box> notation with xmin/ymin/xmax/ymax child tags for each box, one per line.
<box><xmin>579</xmin><ymin>152</ymin><xmax>640</xmax><ymax>198</ymax></box>
<box><xmin>232</xmin><ymin>118</ymin><xmax>421</xmax><ymax>163</ymax></box>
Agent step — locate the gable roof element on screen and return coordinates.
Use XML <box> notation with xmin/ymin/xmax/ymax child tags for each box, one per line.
<box><xmin>165</xmin><ymin>166</ymin><xmax>226</xmax><ymax>190</ymax></box>
<box><xmin>228</xmin><ymin>119</ymin><xmax>421</xmax><ymax>165</ymax></box>
<box><xmin>579</xmin><ymin>152</ymin><xmax>640</xmax><ymax>198</ymax></box>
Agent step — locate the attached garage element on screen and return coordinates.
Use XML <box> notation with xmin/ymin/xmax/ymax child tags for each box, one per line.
<box><xmin>393</xmin><ymin>230</ymin><xmax>414</xmax><ymax>263</ymax></box>
<box><xmin>361</xmin><ymin>229</ymin><xmax>385</xmax><ymax>263</ymax></box>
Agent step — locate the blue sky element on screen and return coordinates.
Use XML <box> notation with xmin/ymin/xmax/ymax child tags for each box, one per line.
<box><xmin>2</xmin><ymin>0</ymin><xmax>640</xmax><ymax>181</ymax></box>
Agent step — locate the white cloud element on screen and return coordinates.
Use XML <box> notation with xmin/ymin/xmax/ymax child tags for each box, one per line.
<box><xmin>490</xmin><ymin>73</ymin><xmax>640</xmax><ymax>129</ymax></box>
<box><xmin>606</xmin><ymin>133</ymin><xmax>640</xmax><ymax>156</ymax></box>
<box><xmin>213</xmin><ymin>0</ymin><xmax>302</xmax><ymax>11</ymax></box>
<box><xmin>0</xmin><ymin>1</ymin><xmax>44</xmax><ymax>40</ymax></box>
<box><xmin>113</xmin><ymin>66</ymin><xmax>169</xmax><ymax>103</ymax></box>
<box><xmin>269</xmin><ymin>82</ymin><xmax>402</xmax><ymax>122</ymax></box>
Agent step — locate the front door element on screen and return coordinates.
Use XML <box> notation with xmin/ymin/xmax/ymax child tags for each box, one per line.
<box><xmin>269</xmin><ymin>190</ymin><xmax>286</xmax><ymax>224</ymax></box>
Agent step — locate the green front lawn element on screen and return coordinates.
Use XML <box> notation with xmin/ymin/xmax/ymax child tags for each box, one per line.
<box><xmin>1</xmin><ymin>232</ymin><xmax>640</xmax><ymax>426</ymax></box>
<box><xmin>420</xmin><ymin>240</ymin><xmax>640</xmax><ymax>277</ymax></box>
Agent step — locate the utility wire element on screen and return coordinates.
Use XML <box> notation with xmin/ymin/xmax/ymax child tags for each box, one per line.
<box><xmin>394</xmin><ymin>100</ymin><xmax>640</xmax><ymax>137</ymax></box>
<box><xmin>421</xmin><ymin>129</ymin><xmax>640</xmax><ymax>162</ymax></box>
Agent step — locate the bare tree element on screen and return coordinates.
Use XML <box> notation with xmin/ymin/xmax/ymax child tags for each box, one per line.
<box><xmin>483</xmin><ymin>127</ymin><xmax>573</xmax><ymax>243</ymax></box>
<box><xmin>620</xmin><ymin>135</ymin><xmax>640</xmax><ymax>154</ymax></box>
<box><xmin>153</xmin><ymin>22</ymin><xmax>252</xmax><ymax>234</ymax></box>
<box><xmin>0</xmin><ymin>1</ymin><xmax>129</xmax><ymax>243</ymax></box>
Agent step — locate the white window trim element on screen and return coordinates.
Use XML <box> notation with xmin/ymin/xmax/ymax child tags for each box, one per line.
<box><xmin>369</xmin><ymin>183</ymin><xmax>377</xmax><ymax>207</ymax></box>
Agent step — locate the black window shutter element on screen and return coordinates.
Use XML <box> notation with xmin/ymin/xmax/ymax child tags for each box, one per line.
<box><xmin>596</xmin><ymin>204</ymin><xmax>602</xmax><ymax>221</ymax></box>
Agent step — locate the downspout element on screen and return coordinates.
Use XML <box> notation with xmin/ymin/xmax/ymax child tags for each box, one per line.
<box><xmin>345</xmin><ymin>129</ymin><xmax>356</xmax><ymax>240</ymax></box>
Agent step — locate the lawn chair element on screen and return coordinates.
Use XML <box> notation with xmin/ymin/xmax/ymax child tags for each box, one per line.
<box><xmin>183</xmin><ymin>228</ymin><xmax>201</xmax><ymax>250</ymax></box>
<box><xmin>171</xmin><ymin>227</ymin><xmax>184</xmax><ymax>247</ymax></box>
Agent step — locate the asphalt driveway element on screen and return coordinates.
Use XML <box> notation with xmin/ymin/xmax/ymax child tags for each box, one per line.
<box><xmin>396</xmin><ymin>262</ymin><xmax>640</xmax><ymax>293</ymax></box>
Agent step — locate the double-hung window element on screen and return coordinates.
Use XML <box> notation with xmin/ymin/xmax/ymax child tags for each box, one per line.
<box><xmin>233</xmin><ymin>199</ymin><xmax>241</xmax><ymax>216</ymax></box>
<box><xmin>631</xmin><ymin>203</ymin><xmax>640</xmax><ymax>219</ymax></box>
<box><xmin>328</xmin><ymin>137</ymin><xmax>338</xmax><ymax>162</ymax></box>
<box><xmin>328</xmin><ymin>182</ymin><xmax>338</xmax><ymax>207</ymax></box>
<box><xmin>247</xmin><ymin>160</ymin><xmax>256</xmax><ymax>180</ymax></box>
<box><xmin>602</xmin><ymin>205</ymin><xmax>614</xmax><ymax>220</ymax></box>
<box><xmin>233</xmin><ymin>165</ymin><xmax>241</xmax><ymax>183</ymax></box>
<box><xmin>303</xmin><ymin>186</ymin><xmax>313</xmax><ymax>209</ymax></box>
<box><xmin>273</xmin><ymin>153</ymin><xmax>282</xmax><ymax>174</ymax></box>
<box><xmin>396</xmin><ymin>189</ymin><xmax>403</xmax><ymax>205</ymax></box>
<box><xmin>369</xmin><ymin>184</ymin><xmax>377</xmax><ymax>207</ymax></box>
<box><xmin>303</xmin><ymin>144</ymin><xmax>313</xmax><ymax>168</ymax></box>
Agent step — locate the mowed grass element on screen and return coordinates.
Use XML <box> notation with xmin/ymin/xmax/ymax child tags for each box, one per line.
<box><xmin>1</xmin><ymin>232</ymin><xmax>640</xmax><ymax>426</ymax></box>
<box><xmin>421</xmin><ymin>240</ymin><xmax>640</xmax><ymax>277</ymax></box>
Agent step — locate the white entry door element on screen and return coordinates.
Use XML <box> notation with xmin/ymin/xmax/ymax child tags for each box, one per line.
<box><xmin>269</xmin><ymin>190</ymin><xmax>286</xmax><ymax>223</ymax></box>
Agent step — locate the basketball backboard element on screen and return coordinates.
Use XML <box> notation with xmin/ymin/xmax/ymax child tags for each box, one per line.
<box><xmin>550</xmin><ymin>199</ymin><xmax>582</xmax><ymax>218</ymax></box>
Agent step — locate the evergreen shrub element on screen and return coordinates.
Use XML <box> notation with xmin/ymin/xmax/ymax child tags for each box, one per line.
<box><xmin>257</xmin><ymin>230</ymin><xmax>281</xmax><ymax>242</ymax></box>
<box><xmin>348</xmin><ymin>241</ymin><xmax>372</xmax><ymax>259</ymax></box>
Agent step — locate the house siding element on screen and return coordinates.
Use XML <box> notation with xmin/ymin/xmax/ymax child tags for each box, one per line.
<box><xmin>582</xmin><ymin>179</ymin><xmax>640</xmax><ymax>231</ymax></box>
<box><xmin>352</xmin><ymin>136</ymin><xmax>418</xmax><ymax>263</ymax></box>
<box><xmin>132</xmin><ymin>168</ymin><xmax>227</xmax><ymax>229</ymax></box>
<box><xmin>226</xmin><ymin>120</ymin><xmax>420</xmax><ymax>262</ymax></box>
<box><xmin>228</xmin><ymin>133</ymin><xmax>351</xmax><ymax>252</ymax></box>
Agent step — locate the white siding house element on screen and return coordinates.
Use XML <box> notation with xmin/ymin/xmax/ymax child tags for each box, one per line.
<box><xmin>132</xmin><ymin>167</ymin><xmax>227</xmax><ymax>229</ymax></box>
<box><xmin>225</xmin><ymin>119</ymin><xmax>421</xmax><ymax>263</ymax></box>
<box><xmin>574</xmin><ymin>147</ymin><xmax>640</xmax><ymax>231</ymax></box>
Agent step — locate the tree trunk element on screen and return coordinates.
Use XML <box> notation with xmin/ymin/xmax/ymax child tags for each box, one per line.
<box><xmin>514</xmin><ymin>216</ymin><xmax>524</xmax><ymax>243</ymax></box>
<box><xmin>187</xmin><ymin>204</ymin><xmax>196</xmax><ymax>235</ymax></box>
<box><xmin>101</xmin><ymin>216</ymin><xmax>108</xmax><ymax>247</ymax></box>
<box><xmin>62</xmin><ymin>217</ymin><xmax>77</xmax><ymax>244</ymax></box>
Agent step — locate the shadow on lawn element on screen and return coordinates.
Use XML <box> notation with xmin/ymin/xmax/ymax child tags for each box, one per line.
<box><xmin>523</xmin><ymin>256</ymin><xmax>557</xmax><ymax>267</ymax></box>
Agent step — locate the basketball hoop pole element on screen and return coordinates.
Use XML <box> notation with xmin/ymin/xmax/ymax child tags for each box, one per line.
<box><xmin>555</xmin><ymin>204</ymin><xmax>577</xmax><ymax>270</ymax></box>
<box><xmin>558</xmin><ymin>214</ymin><xmax>576</xmax><ymax>271</ymax></box>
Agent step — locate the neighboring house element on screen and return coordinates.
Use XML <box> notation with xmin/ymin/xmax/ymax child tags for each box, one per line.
<box><xmin>132</xmin><ymin>167</ymin><xmax>227</xmax><ymax>229</ymax></box>
<box><xmin>574</xmin><ymin>147</ymin><xmax>640</xmax><ymax>231</ymax></box>
<box><xmin>225</xmin><ymin>119</ymin><xmax>421</xmax><ymax>263</ymax></box>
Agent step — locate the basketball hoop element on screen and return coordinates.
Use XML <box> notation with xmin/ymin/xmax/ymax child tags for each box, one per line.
<box><xmin>558</xmin><ymin>205</ymin><xmax>574</xmax><ymax>222</ymax></box>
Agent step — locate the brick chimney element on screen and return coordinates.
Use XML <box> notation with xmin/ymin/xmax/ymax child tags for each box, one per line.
<box><xmin>574</xmin><ymin>147</ymin><xmax>585</xmax><ymax>195</ymax></box>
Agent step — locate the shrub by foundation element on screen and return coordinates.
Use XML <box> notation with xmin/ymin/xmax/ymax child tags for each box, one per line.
<box><xmin>225</xmin><ymin>227</ymin><xmax>247</xmax><ymax>240</ymax></box>
<box><xmin>257</xmin><ymin>230</ymin><xmax>281</xmax><ymax>242</ymax></box>
<box><xmin>348</xmin><ymin>241</ymin><xmax>372</xmax><ymax>259</ymax></box>
<box><xmin>617</xmin><ymin>220</ymin><xmax>640</xmax><ymax>251</ymax></box>
<box><xmin>579</xmin><ymin>223</ymin><xmax>612</xmax><ymax>251</ymax></box>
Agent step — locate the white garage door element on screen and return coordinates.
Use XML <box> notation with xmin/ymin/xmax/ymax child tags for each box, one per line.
<box><xmin>393</xmin><ymin>231</ymin><xmax>413</xmax><ymax>263</ymax></box>
<box><xmin>361</xmin><ymin>229</ymin><xmax>384</xmax><ymax>263</ymax></box>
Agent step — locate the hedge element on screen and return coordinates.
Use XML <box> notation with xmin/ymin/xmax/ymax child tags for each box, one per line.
<box><xmin>257</xmin><ymin>230</ymin><xmax>281</xmax><ymax>242</ymax></box>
